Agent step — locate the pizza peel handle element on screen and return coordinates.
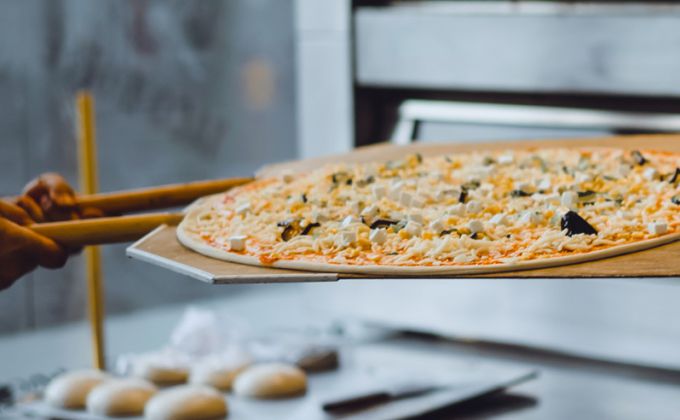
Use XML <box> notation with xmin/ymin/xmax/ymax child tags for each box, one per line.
<box><xmin>75</xmin><ymin>177</ymin><xmax>253</xmax><ymax>214</ymax></box>
<box><xmin>29</xmin><ymin>213</ymin><xmax>184</xmax><ymax>247</ymax></box>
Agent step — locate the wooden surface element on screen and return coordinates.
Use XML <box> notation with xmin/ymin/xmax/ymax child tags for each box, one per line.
<box><xmin>128</xmin><ymin>135</ymin><xmax>680</xmax><ymax>283</ymax></box>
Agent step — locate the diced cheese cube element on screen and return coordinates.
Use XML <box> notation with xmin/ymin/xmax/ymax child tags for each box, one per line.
<box><xmin>369</xmin><ymin>228</ymin><xmax>387</xmax><ymax>244</ymax></box>
<box><xmin>428</xmin><ymin>217</ymin><xmax>445</xmax><ymax>232</ymax></box>
<box><xmin>545</xmin><ymin>193</ymin><xmax>561</xmax><ymax>204</ymax></box>
<box><xmin>498</xmin><ymin>153</ymin><xmax>514</xmax><ymax>164</ymax></box>
<box><xmin>561</xmin><ymin>191</ymin><xmax>578</xmax><ymax>208</ymax></box>
<box><xmin>468</xmin><ymin>219</ymin><xmax>484</xmax><ymax>233</ymax></box>
<box><xmin>576</xmin><ymin>173</ymin><xmax>593</xmax><ymax>183</ymax></box>
<box><xmin>405</xmin><ymin>221</ymin><xmax>423</xmax><ymax>237</ymax></box>
<box><xmin>519</xmin><ymin>211</ymin><xmax>541</xmax><ymax>225</ymax></box>
<box><xmin>616</xmin><ymin>210</ymin><xmax>632</xmax><ymax>220</ymax></box>
<box><xmin>465</xmin><ymin>200</ymin><xmax>482</xmax><ymax>214</ymax></box>
<box><xmin>514</xmin><ymin>182</ymin><xmax>531</xmax><ymax>193</ymax></box>
<box><xmin>228</xmin><ymin>235</ymin><xmax>247</xmax><ymax>251</ymax></box>
<box><xmin>448</xmin><ymin>203</ymin><xmax>465</xmax><ymax>216</ymax></box>
<box><xmin>617</xmin><ymin>165</ymin><xmax>631</xmax><ymax>177</ymax></box>
<box><xmin>408</xmin><ymin>213</ymin><xmax>424</xmax><ymax>224</ymax></box>
<box><xmin>399</xmin><ymin>191</ymin><xmax>413</xmax><ymax>207</ymax></box>
<box><xmin>489</xmin><ymin>213</ymin><xmax>507</xmax><ymax>225</ymax></box>
<box><xmin>341</xmin><ymin>230</ymin><xmax>357</xmax><ymax>245</ymax></box>
<box><xmin>454</xmin><ymin>254</ymin><xmax>473</xmax><ymax>263</ymax></box>
<box><xmin>647</xmin><ymin>222</ymin><xmax>668</xmax><ymax>235</ymax></box>
<box><xmin>436</xmin><ymin>188</ymin><xmax>460</xmax><ymax>202</ymax></box>
<box><xmin>235</xmin><ymin>202</ymin><xmax>251</xmax><ymax>215</ymax></box>
<box><xmin>341</xmin><ymin>215</ymin><xmax>359</xmax><ymax>228</ymax></box>
<box><xmin>361</xmin><ymin>204</ymin><xmax>379</xmax><ymax>218</ymax></box>
<box><xmin>389</xmin><ymin>181</ymin><xmax>404</xmax><ymax>201</ymax></box>
<box><xmin>389</xmin><ymin>211</ymin><xmax>405</xmax><ymax>220</ymax></box>
<box><xmin>644</xmin><ymin>167</ymin><xmax>659</xmax><ymax>181</ymax></box>
<box><xmin>410</xmin><ymin>196</ymin><xmax>425</xmax><ymax>208</ymax></box>
<box><xmin>429</xmin><ymin>171</ymin><xmax>444</xmax><ymax>181</ymax></box>
<box><xmin>537</xmin><ymin>178</ymin><xmax>552</xmax><ymax>191</ymax></box>
<box><xmin>311</xmin><ymin>208</ymin><xmax>327</xmax><ymax>223</ymax></box>
<box><xmin>372</xmin><ymin>184</ymin><xmax>387</xmax><ymax>200</ymax></box>
<box><xmin>350</xmin><ymin>201</ymin><xmax>361</xmax><ymax>215</ymax></box>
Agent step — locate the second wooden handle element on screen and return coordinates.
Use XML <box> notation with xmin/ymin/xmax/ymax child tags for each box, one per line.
<box><xmin>76</xmin><ymin>177</ymin><xmax>252</xmax><ymax>214</ymax></box>
<box><xmin>30</xmin><ymin>213</ymin><xmax>184</xmax><ymax>247</ymax></box>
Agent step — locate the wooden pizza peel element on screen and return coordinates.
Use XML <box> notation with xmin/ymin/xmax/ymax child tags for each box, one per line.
<box><xmin>126</xmin><ymin>134</ymin><xmax>680</xmax><ymax>284</ymax></box>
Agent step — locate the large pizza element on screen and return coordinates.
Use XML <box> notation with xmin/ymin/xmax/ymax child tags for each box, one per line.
<box><xmin>177</xmin><ymin>148</ymin><xmax>680</xmax><ymax>275</ymax></box>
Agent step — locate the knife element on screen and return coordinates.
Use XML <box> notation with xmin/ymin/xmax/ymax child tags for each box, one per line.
<box><xmin>322</xmin><ymin>382</ymin><xmax>449</xmax><ymax>413</ymax></box>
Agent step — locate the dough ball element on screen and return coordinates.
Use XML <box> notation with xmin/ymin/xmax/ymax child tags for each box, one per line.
<box><xmin>233</xmin><ymin>363</ymin><xmax>307</xmax><ymax>399</ymax></box>
<box><xmin>144</xmin><ymin>385</ymin><xmax>228</xmax><ymax>420</ymax></box>
<box><xmin>127</xmin><ymin>350</ymin><xmax>191</xmax><ymax>386</ymax></box>
<box><xmin>189</xmin><ymin>355</ymin><xmax>251</xmax><ymax>392</ymax></box>
<box><xmin>45</xmin><ymin>369</ymin><xmax>111</xmax><ymax>409</ymax></box>
<box><xmin>86</xmin><ymin>378</ymin><xmax>156</xmax><ymax>417</ymax></box>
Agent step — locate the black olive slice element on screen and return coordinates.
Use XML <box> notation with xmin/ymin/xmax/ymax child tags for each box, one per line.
<box><xmin>668</xmin><ymin>168</ymin><xmax>680</xmax><ymax>184</ymax></box>
<box><xmin>462</xmin><ymin>180</ymin><xmax>481</xmax><ymax>191</ymax></box>
<box><xmin>439</xmin><ymin>228</ymin><xmax>459</xmax><ymax>237</ymax></box>
<box><xmin>482</xmin><ymin>156</ymin><xmax>495</xmax><ymax>166</ymax></box>
<box><xmin>459</xmin><ymin>189</ymin><xmax>468</xmax><ymax>204</ymax></box>
<box><xmin>301</xmin><ymin>193</ymin><xmax>308</xmax><ymax>203</ymax></box>
<box><xmin>301</xmin><ymin>222</ymin><xmax>321</xmax><ymax>235</ymax></box>
<box><xmin>510</xmin><ymin>189</ymin><xmax>531</xmax><ymax>198</ymax></box>
<box><xmin>631</xmin><ymin>150</ymin><xmax>647</xmax><ymax>166</ymax></box>
<box><xmin>279</xmin><ymin>219</ymin><xmax>302</xmax><ymax>241</ymax></box>
<box><xmin>369</xmin><ymin>219</ymin><xmax>399</xmax><ymax>229</ymax></box>
<box><xmin>560</xmin><ymin>211</ymin><xmax>597</xmax><ymax>236</ymax></box>
<box><xmin>672</xmin><ymin>195</ymin><xmax>680</xmax><ymax>205</ymax></box>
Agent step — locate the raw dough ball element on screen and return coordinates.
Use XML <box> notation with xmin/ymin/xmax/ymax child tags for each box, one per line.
<box><xmin>86</xmin><ymin>378</ymin><xmax>156</xmax><ymax>417</ymax></box>
<box><xmin>45</xmin><ymin>369</ymin><xmax>111</xmax><ymax>409</ymax></box>
<box><xmin>144</xmin><ymin>385</ymin><xmax>227</xmax><ymax>420</ymax></box>
<box><xmin>233</xmin><ymin>363</ymin><xmax>307</xmax><ymax>399</ymax></box>
<box><xmin>189</xmin><ymin>353</ymin><xmax>251</xmax><ymax>391</ymax></box>
<box><xmin>127</xmin><ymin>350</ymin><xmax>191</xmax><ymax>386</ymax></box>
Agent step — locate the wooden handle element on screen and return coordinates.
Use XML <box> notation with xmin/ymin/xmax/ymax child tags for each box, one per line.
<box><xmin>29</xmin><ymin>213</ymin><xmax>183</xmax><ymax>247</ymax></box>
<box><xmin>76</xmin><ymin>177</ymin><xmax>252</xmax><ymax>214</ymax></box>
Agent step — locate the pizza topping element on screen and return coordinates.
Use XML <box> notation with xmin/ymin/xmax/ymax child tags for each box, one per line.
<box><xmin>465</xmin><ymin>200</ymin><xmax>482</xmax><ymax>214</ymax></box>
<box><xmin>561</xmin><ymin>191</ymin><xmax>578</xmax><ymax>209</ymax></box>
<box><xmin>468</xmin><ymin>219</ymin><xmax>484</xmax><ymax>234</ymax></box>
<box><xmin>428</xmin><ymin>217</ymin><xmax>446</xmax><ymax>233</ymax></box>
<box><xmin>560</xmin><ymin>211</ymin><xmax>597</xmax><ymax>236</ymax></box>
<box><xmin>301</xmin><ymin>222</ymin><xmax>321</xmax><ymax>236</ymax></box>
<box><xmin>631</xmin><ymin>150</ymin><xmax>647</xmax><ymax>166</ymax></box>
<box><xmin>235</xmin><ymin>202</ymin><xmax>251</xmax><ymax>215</ymax></box>
<box><xmin>228</xmin><ymin>235</ymin><xmax>247</xmax><ymax>252</ymax></box>
<box><xmin>369</xmin><ymin>228</ymin><xmax>387</xmax><ymax>244</ymax></box>
<box><xmin>405</xmin><ymin>221</ymin><xmax>423</xmax><ymax>237</ymax></box>
<box><xmin>372</xmin><ymin>184</ymin><xmax>387</xmax><ymax>200</ymax></box>
<box><xmin>643</xmin><ymin>167</ymin><xmax>659</xmax><ymax>181</ymax></box>
<box><xmin>668</xmin><ymin>168</ymin><xmax>680</xmax><ymax>184</ymax></box>
<box><xmin>369</xmin><ymin>219</ymin><xmax>399</xmax><ymax>230</ymax></box>
<box><xmin>672</xmin><ymin>195</ymin><xmax>680</xmax><ymax>205</ymax></box>
<box><xmin>647</xmin><ymin>222</ymin><xmax>668</xmax><ymax>235</ymax></box>
<box><xmin>511</xmin><ymin>189</ymin><xmax>531</xmax><ymax>198</ymax></box>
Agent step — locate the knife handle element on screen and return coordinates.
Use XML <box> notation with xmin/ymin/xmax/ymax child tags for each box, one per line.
<box><xmin>322</xmin><ymin>391</ymin><xmax>391</xmax><ymax>412</ymax></box>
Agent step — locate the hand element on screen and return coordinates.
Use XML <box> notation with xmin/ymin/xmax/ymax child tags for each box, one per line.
<box><xmin>19</xmin><ymin>172</ymin><xmax>79</xmax><ymax>222</ymax></box>
<box><xmin>0</xmin><ymin>200</ymin><xmax>67</xmax><ymax>291</ymax></box>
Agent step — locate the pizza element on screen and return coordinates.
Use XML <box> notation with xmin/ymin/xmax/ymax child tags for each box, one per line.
<box><xmin>177</xmin><ymin>147</ymin><xmax>680</xmax><ymax>275</ymax></box>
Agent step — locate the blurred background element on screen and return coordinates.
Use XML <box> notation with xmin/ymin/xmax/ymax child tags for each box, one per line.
<box><xmin>3</xmin><ymin>1</ymin><xmax>680</xmax><ymax>417</ymax></box>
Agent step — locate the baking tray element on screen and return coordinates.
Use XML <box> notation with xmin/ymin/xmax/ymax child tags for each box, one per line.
<box><xmin>19</xmin><ymin>342</ymin><xmax>537</xmax><ymax>420</ymax></box>
<box><xmin>127</xmin><ymin>134</ymin><xmax>680</xmax><ymax>284</ymax></box>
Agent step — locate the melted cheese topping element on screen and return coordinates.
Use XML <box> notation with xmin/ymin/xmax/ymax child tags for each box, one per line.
<box><xmin>182</xmin><ymin>148</ymin><xmax>680</xmax><ymax>266</ymax></box>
